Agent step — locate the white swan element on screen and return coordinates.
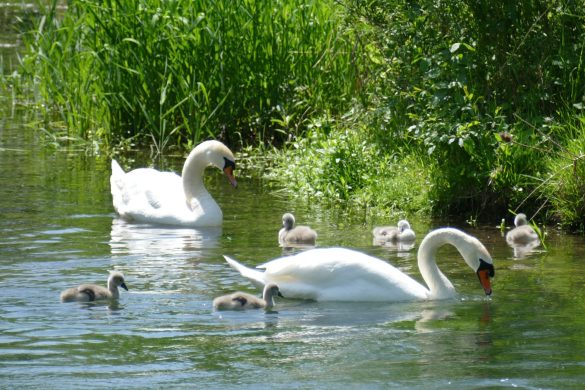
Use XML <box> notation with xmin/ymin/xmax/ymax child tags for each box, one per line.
<box><xmin>213</xmin><ymin>283</ymin><xmax>281</xmax><ymax>311</ymax></box>
<box><xmin>372</xmin><ymin>219</ymin><xmax>415</xmax><ymax>243</ymax></box>
<box><xmin>224</xmin><ymin>228</ymin><xmax>494</xmax><ymax>302</ymax></box>
<box><xmin>110</xmin><ymin>140</ymin><xmax>237</xmax><ymax>227</ymax></box>
<box><xmin>506</xmin><ymin>213</ymin><xmax>539</xmax><ymax>245</ymax></box>
<box><xmin>278</xmin><ymin>213</ymin><xmax>317</xmax><ymax>246</ymax></box>
<box><xmin>60</xmin><ymin>271</ymin><xmax>128</xmax><ymax>302</ymax></box>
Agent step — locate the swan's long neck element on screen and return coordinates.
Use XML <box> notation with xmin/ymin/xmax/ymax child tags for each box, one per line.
<box><xmin>182</xmin><ymin>148</ymin><xmax>211</xmax><ymax>208</ymax></box>
<box><xmin>417</xmin><ymin>230</ymin><xmax>461</xmax><ymax>299</ymax></box>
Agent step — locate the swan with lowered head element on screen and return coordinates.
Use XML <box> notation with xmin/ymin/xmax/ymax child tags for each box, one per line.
<box><xmin>60</xmin><ymin>271</ymin><xmax>128</xmax><ymax>302</ymax></box>
<box><xmin>506</xmin><ymin>213</ymin><xmax>539</xmax><ymax>245</ymax></box>
<box><xmin>110</xmin><ymin>140</ymin><xmax>237</xmax><ymax>227</ymax></box>
<box><xmin>225</xmin><ymin>228</ymin><xmax>494</xmax><ymax>302</ymax></box>
<box><xmin>373</xmin><ymin>219</ymin><xmax>415</xmax><ymax>243</ymax></box>
<box><xmin>278</xmin><ymin>213</ymin><xmax>317</xmax><ymax>246</ymax></box>
<box><xmin>213</xmin><ymin>283</ymin><xmax>281</xmax><ymax>310</ymax></box>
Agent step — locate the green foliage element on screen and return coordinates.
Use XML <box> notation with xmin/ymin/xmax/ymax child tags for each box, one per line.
<box><xmin>329</xmin><ymin>0</ymin><xmax>585</xmax><ymax>219</ymax></box>
<box><xmin>267</xmin><ymin>117</ymin><xmax>432</xmax><ymax>214</ymax></box>
<box><xmin>20</xmin><ymin>0</ymin><xmax>360</xmax><ymax>151</ymax></box>
<box><xmin>265</xmin><ymin>0</ymin><xmax>585</xmax><ymax>224</ymax></box>
<box><xmin>544</xmin><ymin>115</ymin><xmax>585</xmax><ymax>232</ymax></box>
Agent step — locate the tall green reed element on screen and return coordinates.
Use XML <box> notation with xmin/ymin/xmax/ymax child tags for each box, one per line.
<box><xmin>21</xmin><ymin>0</ymin><xmax>360</xmax><ymax>152</ymax></box>
<box><xmin>541</xmin><ymin>113</ymin><xmax>585</xmax><ymax>232</ymax></box>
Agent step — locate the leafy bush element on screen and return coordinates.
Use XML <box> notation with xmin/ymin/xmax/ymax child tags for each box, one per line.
<box><xmin>268</xmin><ymin>115</ymin><xmax>432</xmax><ymax>215</ymax></box>
<box><xmin>332</xmin><ymin>0</ymin><xmax>585</xmax><ymax>219</ymax></box>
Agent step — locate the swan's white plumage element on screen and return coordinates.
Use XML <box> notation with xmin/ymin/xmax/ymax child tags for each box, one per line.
<box><xmin>226</xmin><ymin>248</ymin><xmax>427</xmax><ymax>301</ymax></box>
<box><xmin>110</xmin><ymin>140</ymin><xmax>236</xmax><ymax>227</ymax></box>
<box><xmin>225</xmin><ymin>228</ymin><xmax>494</xmax><ymax>302</ymax></box>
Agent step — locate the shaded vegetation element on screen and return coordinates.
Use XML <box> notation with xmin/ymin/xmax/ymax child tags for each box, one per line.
<box><xmin>270</xmin><ymin>0</ymin><xmax>585</xmax><ymax>229</ymax></box>
<box><xmin>4</xmin><ymin>0</ymin><xmax>585</xmax><ymax>230</ymax></box>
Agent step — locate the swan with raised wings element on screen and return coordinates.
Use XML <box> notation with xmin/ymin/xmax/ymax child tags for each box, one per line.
<box><xmin>224</xmin><ymin>228</ymin><xmax>494</xmax><ymax>302</ymax></box>
<box><xmin>110</xmin><ymin>140</ymin><xmax>237</xmax><ymax>227</ymax></box>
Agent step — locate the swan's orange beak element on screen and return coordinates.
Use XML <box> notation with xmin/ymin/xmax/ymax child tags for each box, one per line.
<box><xmin>223</xmin><ymin>166</ymin><xmax>237</xmax><ymax>188</ymax></box>
<box><xmin>477</xmin><ymin>269</ymin><xmax>492</xmax><ymax>296</ymax></box>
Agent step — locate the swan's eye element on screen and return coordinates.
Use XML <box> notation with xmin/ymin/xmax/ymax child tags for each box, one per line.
<box><xmin>478</xmin><ymin>258</ymin><xmax>495</xmax><ymax>277</ymax></box>
<box><xmin>223</xmin><ymin>157</ymin><xmax>236</xmax><ymax>170</ymax></box>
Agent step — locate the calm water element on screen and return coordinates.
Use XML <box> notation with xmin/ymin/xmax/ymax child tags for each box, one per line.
<box><xmin>3</xmin><ymin>5</ymin><xmax>585</xmax><ymax>390</ymax></box>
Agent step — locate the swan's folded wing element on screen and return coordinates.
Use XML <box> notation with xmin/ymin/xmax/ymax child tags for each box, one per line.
<box><xmin>256</xmin><ymin>247</ymin><xmax>430</xmax><ymax>301</ymax></box>
<box><xmin>120</xmin><ymin>170</ymin><xmax>183</xmax><ymax>211</ymax></box>
<box><xmin>140</xmin><ymin>171</ymin><xmax>183</xmax><ymax>209</ymax></box>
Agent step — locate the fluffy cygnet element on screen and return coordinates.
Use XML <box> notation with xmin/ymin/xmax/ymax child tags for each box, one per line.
<box><xmin>278</xmin><ymin>213</ymin><xmax>317</xmax><ymax>246</ymax></box>
<box><xmin>373</xmin><ymin>219</ymin><xmax>416</xmax><ymax>243</ymax></box>
<box><xmin>506</xmin><ymin>213</ymin><xmax>539</xmax><ymax>245</ymax></box>
<box><xmin>213</xmin><ymin>283</ymin><xmax>281</xmax><ymax>311</ymax></box>
<box><xmin>60</xmin><ymin>271</ymin><xmax>128</xmax><ymax>302</ymax></box>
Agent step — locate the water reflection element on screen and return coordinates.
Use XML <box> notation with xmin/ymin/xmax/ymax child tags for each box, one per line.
<box><xmin>71</xmin><ymin>299</ymin><xmax>126</xmax><ymax>314</ymax></box>
<box><xmin>212</xmin><ymin>299</ymin><xmax>458</xmax><ymax>332</ymax></box>
<box><xmin>109</xmin><ymin>218</ymin><xmax>224</xmax><ymax>294</ymax></box>
<box><xmin>300</xmin><ymin>301</ymin><xmax>424</xmax><ymax>327</ymax></box>
<box><xmin>414</xmin><ymin>307</ymin><xmax>455</xmax><ymax>333</ymax></box>
<box><xmin>507</xmin><ymin>239</ymin><xmax>541</xmax><ymax>259</ymax></box>
<box><xmin>109</xmin><ymin>218</ymin><xmax>222</xmax><ymax>258</ymax></box>
<box><xmin>279</xmin><ymin>243</ymin><xmax>317</xmax><ymax>256</ymax></box>
<box><xmin>373</xmin><ymin>238</ymin><xmax>416</xmax><ymax>256</ymax></box>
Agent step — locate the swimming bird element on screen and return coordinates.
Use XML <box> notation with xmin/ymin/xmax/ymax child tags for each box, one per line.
<box><xmin>278</xmin><ymin>213</ymin><xmax>317</xmax><ymax>246</ymax></box>
<box><xmin>506</xmin><ymin>213</ymin><xmax>539</xmax><ymax>245</ymax></box>
<box><xmin>60</xmin><ymin>271</ymin><xmax>128</xmax><ymax>302</ymax></box>
<box><xmin>372</xmin><ymin>219</ymin><xmax>415</xmax><ymax>244</ymax></box>
<box><xmin>110</xmin><ymin>140</ymin><xmax>237</xmax><ymax>227</ymax></box>
<box><xmin>225</xmin><ymin>227</ymin><xmax>494</xmax><ymax>302</ymax></box>
<box><xmin>213</xmin><ymin>283</ymin><xmax>281</xmax><ymax>311</ymax></box>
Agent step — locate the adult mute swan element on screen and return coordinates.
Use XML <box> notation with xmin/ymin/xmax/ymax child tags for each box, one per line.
<box><xmin>60</xmin><ymin>271</ymin><xmax>128</xmax><ymax>302</ymax></box>
<box><xmin>213</xmin><ymin>283</ymin><xmax>281</xmax><ymax>311</ymax></box>
<box><xmin>278</xmin><ymin>213</ymin><xmax>318</xmax><ymax>246</ymax></box>
<box><xmin>373</xmin><ymin>219</ymin><xmax>415</xmax><ymax>243</ymax></box>
<box><xmin>224</xmin><ymin>228</ymin><xmax>494</xmax><ymax>302</ymax></box>
<box><xmin>110</xmin><ymin>140</ymin><xmax>237</xmax><ymax>227</ymax></box>
<box><xmin>506</xmin><ymin>213</ymin><xmax>539</xmax><ymax>245</ymax></box>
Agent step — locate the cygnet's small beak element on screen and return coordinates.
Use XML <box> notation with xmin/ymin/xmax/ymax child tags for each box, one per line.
<box><xmin>223</xmin><ymin>166</ymin><xmax>237</xmax><ymax>188</ymax></box>
<box><xmin>120</xmin><ymin>283</ymin><xmax>129</xmax><ymax>291</ymax></box>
